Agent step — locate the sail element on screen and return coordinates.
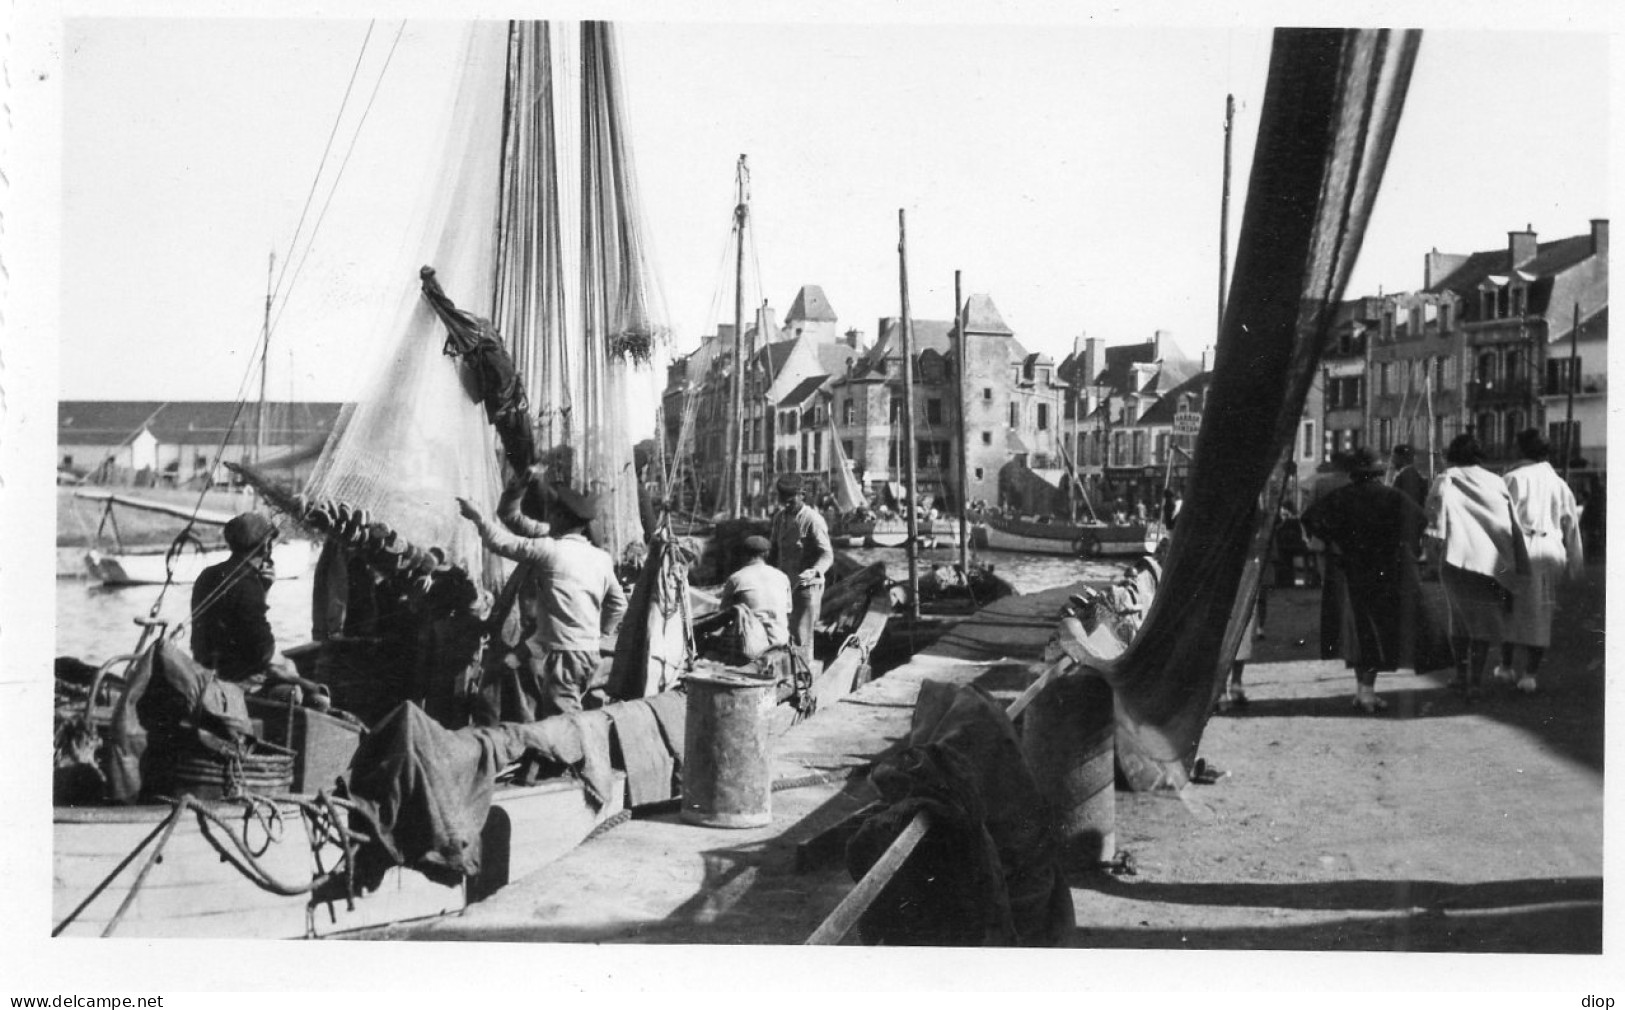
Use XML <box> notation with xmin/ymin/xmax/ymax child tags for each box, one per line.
<box><xmin>1093</xmin><ymin>29</ymin><xmax>1422</xmax><ymax>788</ymax></box>
<box><xmin>827</xmin><ymin>415</ymin><xmax>866</xmax><ymax>512</ymax></box>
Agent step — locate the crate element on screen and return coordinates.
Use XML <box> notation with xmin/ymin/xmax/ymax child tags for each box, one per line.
<box><xmin>246</xmin><ymin>697</ymin><xmax>364</xmax><ymax>794</ymax></box>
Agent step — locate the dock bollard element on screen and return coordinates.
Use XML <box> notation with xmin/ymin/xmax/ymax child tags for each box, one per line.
<box><xmin>1020</xmin><ymin>673</ymin><xmax>1116</xmax><ymax>865</ymax></box>
<box><xmin>681</xmin><ymin>669</ymin><xmax>775</xmax><ymax>828</ymax></box>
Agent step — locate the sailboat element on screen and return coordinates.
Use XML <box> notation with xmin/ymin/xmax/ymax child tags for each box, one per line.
<box><xmin>76</xmin><ymin>488</ymin><xmax>314</xmax><ymax>586</ymax></box>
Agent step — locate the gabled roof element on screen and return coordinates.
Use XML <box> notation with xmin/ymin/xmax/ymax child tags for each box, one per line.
<box><xmin>1092</xmin><ymin>342</ymin><xmax>1159</xmax><ymax>391</ymax></box>
<box><xmin>1424</xmin><ymin>233</ymin><xmax>1597</xmax><ymax>294</ymax></box>
<box><xmin>58</xmin><ymin>401</ymin><xmax>345</xmax><ymax>446</ymax></box>
<box><xmin>777</xmin><ymin>374</ymin><xmax>830</xmax><ymax>408</ymax></box>
<box><xmin>1138</xmin><ymin>372</ymin><xmax>1214</xmax><ymax>426</ymax></box>
<box><xmin>751</xmin><ymin>339</ymin><xmax>799</xmax><ymax>381</ymax></box>
<box><xmin>786</xmin><ymin>285</ymin><xmax>837</xmax><ymax>323</ymax></box>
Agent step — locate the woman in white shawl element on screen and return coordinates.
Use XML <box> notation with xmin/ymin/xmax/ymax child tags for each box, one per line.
<box><xmin>1424</xmin><ymin>433</ymin><xmax>1520</xmax><ymax>700</ymax></box>
<box><xmin>1498</xmin><ymin>428</ymin><xmax>1584</xmax><ymax>693</ymax></box>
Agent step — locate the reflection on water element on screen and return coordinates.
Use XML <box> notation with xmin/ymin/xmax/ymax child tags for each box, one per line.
<box><xmin>56</xmin><ymin>546</ymin><xmax>1128</xmax><ymax>665</ymax></box>
<box><xmin>56</xmin><ymin>576</ymin><xmax>315</xmax><ymax>666</ymax></box>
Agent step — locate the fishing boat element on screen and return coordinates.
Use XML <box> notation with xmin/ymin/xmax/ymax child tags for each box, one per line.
<box><xmin>973</xmin><ymin>510</ymin><xmax>1158</xmax><ymax>558</ymax></box>
<box><xmin>76</xmin><ymin>490</ymin><xmax>315</xmax><ymax>585</ymax></box>
<box><xmin>54</xmin><ymin>21</ymin><xmax>898</xmax><ymax>941</ymax></box>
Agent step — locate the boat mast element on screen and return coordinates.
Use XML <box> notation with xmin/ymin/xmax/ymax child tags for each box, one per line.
<box><xmin>1563</xmin><ymin>300</ymin><xmax>1580</xmax><ymax>481</ymax></box>
<box><xmin>256</xmin><ymin>250</ymin><xmax>274</xmax><ymax>468</ymax></box>
<box><xmin>954</xmin><ymin>269</ymin><xmax>970</xmax><ymax>575</ymax></box>
<box><xmin>1218</xmin><ymin>94</ymin><xmax>1233</xmax><ymax>344</ymax></box>
<box><xmin>898</xmin><ymin>210</ymin><xmax>920</xmax><ymax>621</ymax></box>
<box><xmin>727</xmin><ymin>154</ymin><xmax>749</xmax><ymax>519</ymax></box>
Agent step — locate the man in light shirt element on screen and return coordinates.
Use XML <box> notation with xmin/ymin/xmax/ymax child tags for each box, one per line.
<box><xmin>716</xmin><ymin>535</ymin><xmax>792</xmax><ymax>660</ymax></box>
<box><xmin>768</xmin><ymin>474</ymin><xmax>834</xmax><ymax>662</ymax></box>
<box><xmin>458</xmin><ymin>482</ymin><xmax>627</xmax><ymax>718</ymax></box>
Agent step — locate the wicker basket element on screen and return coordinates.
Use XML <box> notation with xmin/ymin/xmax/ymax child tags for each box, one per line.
<box><xmin>171</xmin><ymin>740</ymin><xmax>295</xmax><ymax>800</ymax></box>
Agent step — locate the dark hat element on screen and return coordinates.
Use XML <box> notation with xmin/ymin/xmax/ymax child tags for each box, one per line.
<box><xmin>775</xmin><ymin>474</ymin><xmax>803</xmax><ymax>497</ymax></box>
<box><xmin>1344</xmin><ymin>446</ymin><xmax>1386</xmax><ymax>476</ymax></box>
<box><xmin>742</xmin><ymin>535</ymin><xmax>771</xmax><ymax>555</ymax></box>
<box><xmin>552</xmin><ymin>485</ymin><xmax>602</xmax><ymax>524</ymax></box>
<box><xmin>1391</xmin><ymin>443</ymin><xmax>1415</xmax><ymax>462</ymax></box>
<box><xmin>224</xmin><ymin>512</ymin><xmax>277</xmax><ymax>553</ymax></box>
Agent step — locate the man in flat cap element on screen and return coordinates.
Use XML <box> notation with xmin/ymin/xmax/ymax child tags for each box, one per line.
<box><xmin>714</xmin><ymin>534</ymin><xmax>792</xmax><ymax>661</ymax></box>
<box><xmin>191</xmin><ymin>512</ymin><xmax>331</xmax><ymax>709</ymax></box>
<box><xmin>459</xmin><ymin>480</ymin><xmax>627</xmax><ymax>718</ymax></box>
<box><xmin>768</xmin><ymin>474</ymin><xmax>833</xmax><ymax>663</ymax></box>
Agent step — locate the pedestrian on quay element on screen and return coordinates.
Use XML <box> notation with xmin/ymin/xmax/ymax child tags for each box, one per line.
<box><xmin>768</xmin><ymin>473</ymin><xmax>834</xmax><ymax>663</ymax></box>
<box><xmin>1424</xmin><ymin>432</ymin><xmax>1522</xmax><ymax>700</ymax></box>
<box><xmin>1497</xmin><ymin>428</ymin><xmax>1584</xmax><ymax>694</ymax></box>
<box><xmin>1302</xmin><ymin>446</ymin><xmax>1434</xmax><ymax>713</ymax></box>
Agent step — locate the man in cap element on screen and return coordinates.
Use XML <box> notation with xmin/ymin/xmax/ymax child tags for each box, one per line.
<box><xmin>191</xmin><ymin>512</ymin><xmax>331</xmax><ymax>709</ymax></box>
<box><xmin>714</xmin><ymin>534</ymin><xmax>792</xmax><ymax>661</ymax></box>
<box><xmin>458</xmin><ymin>480</ymin><xmax>627</xmax><ymax>718</ymax></box>
<box><xmin>768</xmin><ymin>474</ymin><xmax>834</xmax><ymax>661</ymax></box>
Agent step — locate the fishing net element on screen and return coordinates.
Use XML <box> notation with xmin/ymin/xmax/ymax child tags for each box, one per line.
<box><xmin>1097</xmin><ymin>29</ymin><xmax>1422</xmax><ymax>788</ymax></box>
<box><xmin>305</xmin><ymin>23</ymin><xmax>512</xmax><ymax>590</ymax></box>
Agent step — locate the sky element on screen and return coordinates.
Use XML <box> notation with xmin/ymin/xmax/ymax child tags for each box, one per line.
<box><xmin>56</xmin><ymin>13</ymin><xmax>1612</xmax><ymax>441</ymax></box>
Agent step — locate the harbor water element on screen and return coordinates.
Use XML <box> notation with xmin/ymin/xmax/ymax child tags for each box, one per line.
<box><xmin>55</xmin><ymin>546</ymin><xmax>1129</xmax><ymax>666</ymax></box>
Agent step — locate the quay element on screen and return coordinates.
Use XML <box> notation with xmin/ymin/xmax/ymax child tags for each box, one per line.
<box><xmin>359</xmin><ymin>572</ymin><xmax>1604</xmax><ymax>954</ymax></box>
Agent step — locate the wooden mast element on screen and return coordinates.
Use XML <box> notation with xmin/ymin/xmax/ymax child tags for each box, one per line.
<box><xmin>1563</xmin><ymin>300</ymin><xmax>1580</xmax><ymax>480</ymax></box>
<box><xmin>727</xmin><ymin>154</ymin><xmax>749</xmax><ymax>518</ymax></box>
<box><xmin>1218</xmin><ymin>94</ymin><xmax>1233</xmax><ymax>343</ymax></box>
<box><xmin>898</xmin><ymin>210</ymin><xmax>920</xmax><ymax>621</ymax></box>
<box><xmin>256</xmin><ymin>250</ymin><xmax>274</xmax><ymax>467</ymax></box>
<box><xmin>954</xmin><ymin>269</ymin><xmax>970</xmax><ymax>575</ymax></box>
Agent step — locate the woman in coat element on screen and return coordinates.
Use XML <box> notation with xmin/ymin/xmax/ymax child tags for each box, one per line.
<box><xmin>1499</xmin><ymin>429</ymin><xmax>1584</xmax><ymax>693</ymax></box>
<box><xmin>1424</xmin><ymin>433</ymin><xmax>1520</xmax><ymax>699</ymax></box>
<box><xmin>1302</xmin><ymin>447</ymin><xmax>1431</xmax><ymax>713</ymax></box>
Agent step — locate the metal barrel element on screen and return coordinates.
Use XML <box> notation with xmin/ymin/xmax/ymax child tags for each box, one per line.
<box><xmin>680</xmin><ymin>669</ymin><xmax>775</xmax><ymax>829</ymax></box>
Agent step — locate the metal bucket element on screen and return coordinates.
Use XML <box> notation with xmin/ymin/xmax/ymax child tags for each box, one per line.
<box><xmin>680</xmin><ymin>668</ymin><xmax>775</xmax><ymax>828</ymax></box>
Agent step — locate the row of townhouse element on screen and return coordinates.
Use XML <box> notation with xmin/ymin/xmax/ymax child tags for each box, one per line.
<box><xmin>658</xmin><ymin>286</ymin><xmax>1072</xmax><ymax>514</ymax></box>
<box><xmin>1322</xmin><ymin>220</ymin><xmax>1607</xmax><ymax>479</ymax></box>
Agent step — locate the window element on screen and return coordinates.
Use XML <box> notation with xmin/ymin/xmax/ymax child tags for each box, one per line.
<box><xmin>1482</xmin><ymin>291</ymin><xmax>1496</xmax><ymax>320</ymax></box>
<box><xmin>887</xmin><ymin>440</ymin><xmax>899</xmax><ymax>468</ymax></box>
<box><xmin>1009</xmin><ymin>403</ymin><xmax>1020</xmax><ymax>428</ymax></box>
<box><xmin>787</xmin><ymin>449</ymin><xmax>797</xmax><ymax>472</ymax></box>
<box><xmin>926</xmin><ymin>398</ymin><xmax>944</xmax><ymax>425</ymax></box>
<box><xmin>1477</xmin><ymin>352</ymin><xmax>1498</xmax><ymax>390</ymax></box>
<box><xmin>974</xmin><ymin>466</ymin><xmax>985</xmax><ymax>480</ymax></box>
<box><xmin>1382</xmin><ymin>313</ymin><xmax>1394</xmax><ymax>342</ymax></box>
<box><xmin>1154</xmin><ymin>432</ymin><xmax>1169</xmax><ymax>464</ymax></box>
<box><xmin>1301</xmin><ymin>421</ymin><xmax>1315</xmax><ymax>459</ymax></box>
<box><xmin>1037</xmin><ymin>367</ymin><xmax>1051</xmax><ymax>385</ymax></box>
<box><xmin>981</xmin><ymin>431</ymin><xmax>993</xmax><ymax>446</ymax></box>
<box><xmin>982</xmin><ymin>387</ymin><xmax>993</xmax><ymax>401</ymax></box>
<box><xmin>842</xmin><ymin>439</ymin><xmax>855</xmax><ymax>461</ymax></box>
<box><xmin>1549</xmin><ymin>420</ymin><xmax>1581</xmax><ymax>461</ymax></box>
<box><xmin>1378</xmin><ymin>363</ymin><xmax>1392</xmax><ymax>396</ymax></box>
<box><xmin>842</xmin><ymin>399</ymin><xmax>855</xmax><ymax>425</ymax></box>
<box><xmin>1377</xmin><ymin>418</ymin><xmax>1393</xmax><ymax>451</ymax></box>
<box><xmin>801</xmin><ymin>431</ymin><xmax>809</xmax><ymax>467</ymax></box>
<box><xmin>1439</xmin><ymin>302</ymin><xmax>1452</xmax><ymax>332</ymax></box>
<box><xmin>1546</xmin><ymin>357</ymin><xmax>1578</xmax><ymax>394</ymax></box>
<box><xmin>1036</xmin><ymin>403</ymin><xmax>1050</xmax><ymax>430</ymax></box>
<box><xmin>890</xmin><ymin>397</ymin><xmax>903</xmax><ymax>423</ymax></box>
<box><xmin>784</xmin><ymin>410</ymin><xmax>798</xmax><ymax>434</ymax></box>
<box><xmin>813</xmin><ymin>431</ymin><xmax>823</xmax><ymax>472</ymax></box>
<box><xmin>1511</xmin><ymin>287</ymin><xmax>1527</xmax><ymax>317</ymax></box>
<box><xmin>62</xmin><ymin>454</ymin><xmax>73</xmax><ymax>467</ymax></box>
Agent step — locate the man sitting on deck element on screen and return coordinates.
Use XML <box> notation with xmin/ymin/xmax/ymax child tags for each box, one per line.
<box><xmin>703</xmin><ymin>534</ymin><xmax>792</xmax><ymax>664</ymax></box>
<box><xmin>768</xmin><ymin>474</ymin><xmax>834</xmax><ymax>663</ymax></box>
<box><xmin>458</xmin><ymin>484</ymin><xmax>627</xmax><ymax>719</ymax></box>
<box><xmin>190</xmin><ymin>512</ymin><xmax>331</xmax><ymax>710</ymax></box>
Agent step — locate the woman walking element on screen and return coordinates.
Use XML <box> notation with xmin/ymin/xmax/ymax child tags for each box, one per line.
<box><xmin>1424</xmin><ymin>433</ymin><xmax>1521</xmax><ymax>700</ymax></box>
<box><xmin>1302</xmin><ymin>447</ymin><xmax>1432</xmax><ymax>713</ymax></box>
<box><xmin>1499</xmin><ymin>429</ymin><xmax>1584</xmax><ymax>694</ymax></box>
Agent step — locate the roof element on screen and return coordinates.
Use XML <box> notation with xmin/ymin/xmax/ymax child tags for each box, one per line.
<box><xmin>962</xmin><ymin>294</ymin><xmax>1012</xmax><ymax>335</ymax></box>
<box><xmin>778</xmin><ymin>374</ymin><xmax>831</xmax><ymax>408</ymax></box>
<box><xmin>58</xmin><ymin>401</ymin><xmax>345</xmax><ymax>447</ymax></box>
<box><xmin>1424</xmin><ymin>233</ymin><xmax>1597</xmax><ymax>295</ymax></box>
<box><xmin>751</xmin><ymin>340</ymin><xmax>798</xmax><ymax>381</ymax></box>
<box><xmin>1092</xmin><ymin>341</ymin><xmax>1159</xmax><ymax>391</ymax></box>
<box><xmin>1138</xmin><ymin>372</ymin><xmax>1214</xmax><ymax>426</ymax></box>
<box><xmin>786</xmin><ymin>285</ymin><xmax>837</xmax><ymax>323</ymax></box>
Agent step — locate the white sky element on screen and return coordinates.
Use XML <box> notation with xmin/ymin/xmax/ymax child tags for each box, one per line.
<box><xmin>57</xmin><ymin>13</ymin><xmax>1610</xmax><ymax>426</ymax></box>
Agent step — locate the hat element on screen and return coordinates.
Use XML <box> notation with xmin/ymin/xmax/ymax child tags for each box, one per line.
<box><xmin>1344</xmin><ymin>447</ymin><xmax>1386</xmax><ymax>476</ymax></box>
<box><xmin>224</xmin><ymin>512</ymin><xmax>278</xmax><ymax>553</ymax></box>
<box><xmin>742</xmin><ymin>535</ymin><xmax>771</xmax><ymax>555</ymax></box>
<box><xmin>551</xmin><ymin>485</ymin><xmax>602</xmax><ymax>524</ymax></box>
<box><xmin>1391</xmin><ymin>443</ymin><xmax>1415</xmax><ymax>463</ymax></box>
<box><xmin>775</xmin><ymin>474</ymin><xmax>803</xmax><ymax>497</ymax></box>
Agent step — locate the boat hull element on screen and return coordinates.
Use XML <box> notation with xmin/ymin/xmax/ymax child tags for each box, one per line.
<box><xmin>84</xmin><ymin>539</ymin><xmax>314</xmax><ymax>586</ymax></box>
<box><xmin>974</xmin><ymin>517</ymin><xmax>1158</xmax><ymax>558</ymax></box>
<box><xmin>53</xmin><ymin>776</ymin><xmax>623</xmax><ymax>939</ymax></box>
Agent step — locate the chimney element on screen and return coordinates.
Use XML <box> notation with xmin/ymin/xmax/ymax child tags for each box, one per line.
<box><xmin>1591</xmin><ymin>218</ymin><xmax>1609</xmax><ymax>257</ymax></box>
<box><xmin>1072</xmin><ymin>331</ymin><xmax>1085</xmax><ymax>358</ymax></box>
<box><xmin>1200</xmin><ymin>346</ymin><xmax>1215</xmax><ymax>373</ymax></box>
<box><xmin>1152</xmin><ymin>329</ymin><xmax>1171</xmax><ymax>360</ymax></box>
<box><xmin>844</xmin><ymin>328</ymin><xmax>865</xmax><ymax>350</ymax></box>
<box><xmin>1509</xmin><ymin>226</ymin><xmax>1538</xmax><ymax>268</ymax></box>
<box><xmin>1085</xmin><ymin>336</ymin><xmax>1105</xmax><ymax>387</ymax></box>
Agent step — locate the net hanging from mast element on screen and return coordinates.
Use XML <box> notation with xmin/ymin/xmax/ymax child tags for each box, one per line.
<box><xmin>304</xmin><ymin>23</ymin><xmax>512</xmax><ymax>591</ymax></box>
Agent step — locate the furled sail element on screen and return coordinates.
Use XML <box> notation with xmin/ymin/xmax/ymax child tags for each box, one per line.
<box><xmin>1087</xmin><ymin>28</ymin><xmax>1422</xmax><ymax>788</ymax></box>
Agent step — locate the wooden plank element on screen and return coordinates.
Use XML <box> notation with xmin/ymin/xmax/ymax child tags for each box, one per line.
<box><xmin>804</xmin><ymin>809</ymin><xmax>931</xmax><ymax>945</ymax></box>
